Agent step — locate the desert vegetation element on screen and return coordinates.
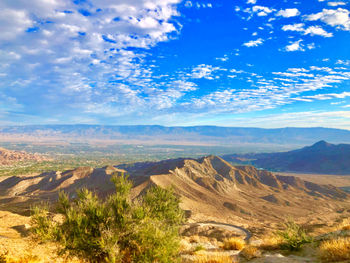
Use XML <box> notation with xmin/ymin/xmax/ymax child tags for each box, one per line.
<box><xmin>31</xmin><ymin>173</ymin><xmax>185</xmax><ymax>262</ymax></box>
<box><xmin>274</xmin><ymin>219</ymin><xmax>312</xmax><ymax>251</ymax></box>
<box><xmin>222</xmin><ymin>237</ymin><xmax>245</xmax><ymax>251</ymax></box>
<box><xmin>318</xmin><ymin>237</ymin><xmax>350</xmax><ymax>262</ymax></box>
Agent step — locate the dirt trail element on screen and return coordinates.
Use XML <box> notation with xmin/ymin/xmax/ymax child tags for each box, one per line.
<box><xmin>189</xmin><ymin>221</ymin><xmax>251</xmax><ymax>241</ymax></box>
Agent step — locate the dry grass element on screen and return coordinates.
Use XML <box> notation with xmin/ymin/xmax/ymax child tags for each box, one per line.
<box><xmin>193</xmin><ymin>253</ymin><xmax>235</xmax><ymax>263</ymax></box>
<box><xmin>179</xmin><ymin>239</ymin><xmax>193</xmax><ymax>254</ymax></box>
<box><xmin>221</xmin><ymin>237</ymin><xmax>245</xmax><ymax>251</ymax></box>
<box><xmin>0</xmin><ymin>253</ymin><xmax>40</xmax><ymax>263</ymax></box>
<box><xmin>239</xmin><ymin>245</ymin><xmax>261</xmax><ymax>260</ymax></box>
<box><xmin>331</xmin><ymin>218</ymin><xmax>350</xmax><ymax>232</ymax></box>
<box><xmin>318</xmin><ymin>237</ymin><xmax>350</xmax><ymax>262</ymax></box>
<box><xmin>339</xmin><ymin>219</ymin><xmax>350</xmax><ymax>231</ymax></box>
<box><xmin>0</xmin><ymin>250</ymin><xmax>85</xmax><ymax>263</ymax></box>
<box><xmin>259</xmin><ymin>235</ymin><xmax>284</xmax><ymax>251</ymax></box>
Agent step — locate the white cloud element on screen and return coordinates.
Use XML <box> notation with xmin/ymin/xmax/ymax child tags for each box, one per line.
<box><xmin>212</xmin><ymin>111</ymin><xmax>350</xmax><ymax>129</ymax></box>
<box><xmin>304</xmin><ymin>26</ymin><xmax>333</xmax><ymax>37</ymax></box>
<box><xmin>302</xmin><ymin>92</ymin><xmax>350</xmax><ymax>100</ymax></box>
<box><xmin>0</xmin><ymin>9</ymin><xmax>32</xmax><ymax>41</ymax></box>
<box><xmin>0</xmin><ymin>0</ymin><xmax>189</xmax><ymax>117</ymax></box>
<box><xmin>282</xmin><ymin>23</ymin><xmax>305</xmax><ymax>32</ymax></box>
<box><xmin>307</xmin><ymin>43</ymin><xmax>316</xmax><ymax>49</ymax></box>
<box><xmin>248</xmin><ymin>5</ymin><xmax>275</xmax><ymax>17</ymax></box>
<box><xmin>216</xmin><ymin>55</ymin><xmax>229</xmax><ymax>62</ymax></box>
<box><xmin>285</xmin><ymin>40</ymin><xmax>304</xmax><ymax>52</ymax></box>
<box><xmin>282</xmin><ymin>23</ymin><xmax>333</xmax><ymax>37</ymax></box>
<box><xmin>337</xmin><ymin>60</ymin><xmax>350</xmax><ymax>65</ymax></box>
<box><xmin>185</xmin><ymin>1</ymin><xmax>212</xmax><ymax>9</ymax></box>
<box><xmin>247</xmin><ymin>0</ymin><xmax>257</xmax><ymax>4</ymax></box>
<box><xmin>306</xmin><ymin>8</ymin><xmax>350</xmax><ymax>31</ymax></box>
<box><xmin>243</xmin><ymin>38</ymin><xmax>264</xmax><ymax>47</ymax></box>
<box><xmin>189</xmin><ymin>64</ymin><xmax>350</xmax><ymax>117</ymax></box>
<box><xmin>190</xmin><ymin>64</ymin><xmax>221</xmax><ymax>80</ymax></box>
<box><xmin>276</xmin><ymin>8</ymin><xmax>300</xmax><ymax>18</ymax></box>
<box><xmin>328</xmin><ymin>2</ymin><xmax>346</xmax><ymax>6</ymax></box>
<box><xmin>184</xmin><ymin>1</ymin><xmax>192</xmax><ymax>7</ymax></box>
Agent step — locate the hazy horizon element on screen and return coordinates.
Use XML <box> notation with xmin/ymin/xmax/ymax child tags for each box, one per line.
<box><xmin>1</xmin><ymin>123</ymin><xmax>350</xmax><ymax>130</ymax></box>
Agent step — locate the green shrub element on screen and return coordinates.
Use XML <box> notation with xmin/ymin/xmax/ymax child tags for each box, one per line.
<box><xmin>30</xmin><ymin>204</ymin><xmax>59</xmax><ymax>242</ymax></box>
<box><xmin>275</xmin><ymin>220</ymin><xmax>312</xmax><ymax>251</ymax></box>
<box><xmin>31</xmin><ymin>173</ymin><xmax>185</xmax><ymax>262</ymax></box>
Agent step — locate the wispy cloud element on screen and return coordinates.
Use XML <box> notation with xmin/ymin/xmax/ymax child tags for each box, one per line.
<box><xmin>282</xmin><ymin>24</ymin><xmax>333</xmax><ymax>37</ymax></box>
<box><xmin>328</xmin><ymin>2</ymin><xmax>347</xmax><ymax>7</ymax></box>
<box><xmin>190</xmin><ymin>64</ymin><xmax>222</xmax><ymax>80</ymax></box>
<box><xmin>243</xmin><ymin>38</ymin><xmax>264</xmax><ymax>47</ymax></box>
<box><xmin>187</xmin><ymin>64</ymin><xmax>350</xmax><ymax>117</ymax></box>
<box><xmin>212</xmin><ymin>111</ymin><xmax>350</xmax><ymax>129</ymax></box>
<box><xmin>0</xmin><ymin>0</ymin><xmax>187</xmax><ymax>118</ymax></box>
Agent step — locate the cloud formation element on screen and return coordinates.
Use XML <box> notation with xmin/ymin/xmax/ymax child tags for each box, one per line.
<box><xmin>0</xmin><ymin>0</ymin><xmax>350</xmax><ymax>126</ymax></box>
<box><xmin>306</xmin><ymin>8</ymin><xmax>350</xmax><ymax>31</ymax></box>
<box><xmin>0</xmin><ymin>0</ymin><xmax>188</xmax><ymax>119</ymax></box>
<box><xmin>276</xmin><ymin>8</ymin><xmax>300</xmax><ymax>18</ymax></box>
<box><xmin>243</xmin><ymin>38</ymin><xmax>264</xmax><ymax>47</ymax></box>
<box><xmin>285</xmin><ymin>40</ymin><xmax>304</xmax><ymax>51</ymax></box>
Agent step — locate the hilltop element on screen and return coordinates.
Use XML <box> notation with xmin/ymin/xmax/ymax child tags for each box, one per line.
<box><xmin>223</xmin><ymin>141</ymin><xmax>350</xmax><ymax>175</ymax></box>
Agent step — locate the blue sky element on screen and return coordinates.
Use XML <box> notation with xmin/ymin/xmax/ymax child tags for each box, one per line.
<box><xmin>0</xmin><ymin>0</ymin><xmax>350</xmax><ymax>128</ymax></box>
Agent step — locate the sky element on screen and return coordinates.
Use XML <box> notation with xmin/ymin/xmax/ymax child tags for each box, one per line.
<box><xmin>0</xmin><ymin>0</ymin><xmax>350</xmax><ymax>128</ymax></box>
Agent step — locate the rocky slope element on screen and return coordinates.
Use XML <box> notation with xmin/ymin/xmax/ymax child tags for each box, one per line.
<box><xmin>1</xmin><ymin>156</ymin><xmax>349</xmax><ymax>226</ymax></box>
<box><xmin>122</xmin><ymin>156</ymin><xmax>349</xmax><ymax>224</ymax></box>
<box><xmin>0</xmin><ymin>147</ymin><xmax>49</xmax><ymax>165</ymax></box>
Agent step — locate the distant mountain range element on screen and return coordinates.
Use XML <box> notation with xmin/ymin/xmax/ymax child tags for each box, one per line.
<box><xmin>1</xmin><ymin>125</ymin><xmax>350</xmax><ymax>147</ymax></box>
<box><xmin>222</xmin><ymin>141</ymin><xmax>350</xmax><ymax>175</ymax></box>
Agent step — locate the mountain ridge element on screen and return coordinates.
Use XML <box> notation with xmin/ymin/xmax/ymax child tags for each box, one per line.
<box><xmin>1</xmin><ymin>155</ymin><xmax>349</xmax><ymax>226</ymax></box>
<box><xmin>223</xmin><ymin>141</ymin><xmax>350</xmax><ymax>175</ymax></box>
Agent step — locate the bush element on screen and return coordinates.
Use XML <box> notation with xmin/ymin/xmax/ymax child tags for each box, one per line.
<box><xmin>221</xmin><ymin>237</ymin><xmax>245</xmax><ymax>250</ymax></box>
<box><xmin>275</xmin><ymin>220</ymin><xmax>312</xmax><ymax>251</ymax></box>
<box><xmin>239</xmin><ymin>245</ymin><xmax>261</xmax><ymax>260</ymax></box>
<box><xmin>259</xmin><ymin>235</ymin><xmax>284</xmax><ymax>251</ymax></box>
<box><xmin>319</xmin><ymin>237</ymin><xmax>350</xmax><ymax>262</ymax></box>
<box><xmin>31</xmin><ymin>173</ymin><xmax>185</xmax><ymax>262</ymax></box>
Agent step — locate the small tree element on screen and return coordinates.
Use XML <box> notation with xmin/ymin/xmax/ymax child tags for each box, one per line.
<box><xmin>31</xmin><ymin>173</ymin><xmax>185</xmax><ymax>263</ymax></box>
<box><xmin>275</xmin><ymin>219</ymin><xmax>312</xmax><ymax>251</ymax></box>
